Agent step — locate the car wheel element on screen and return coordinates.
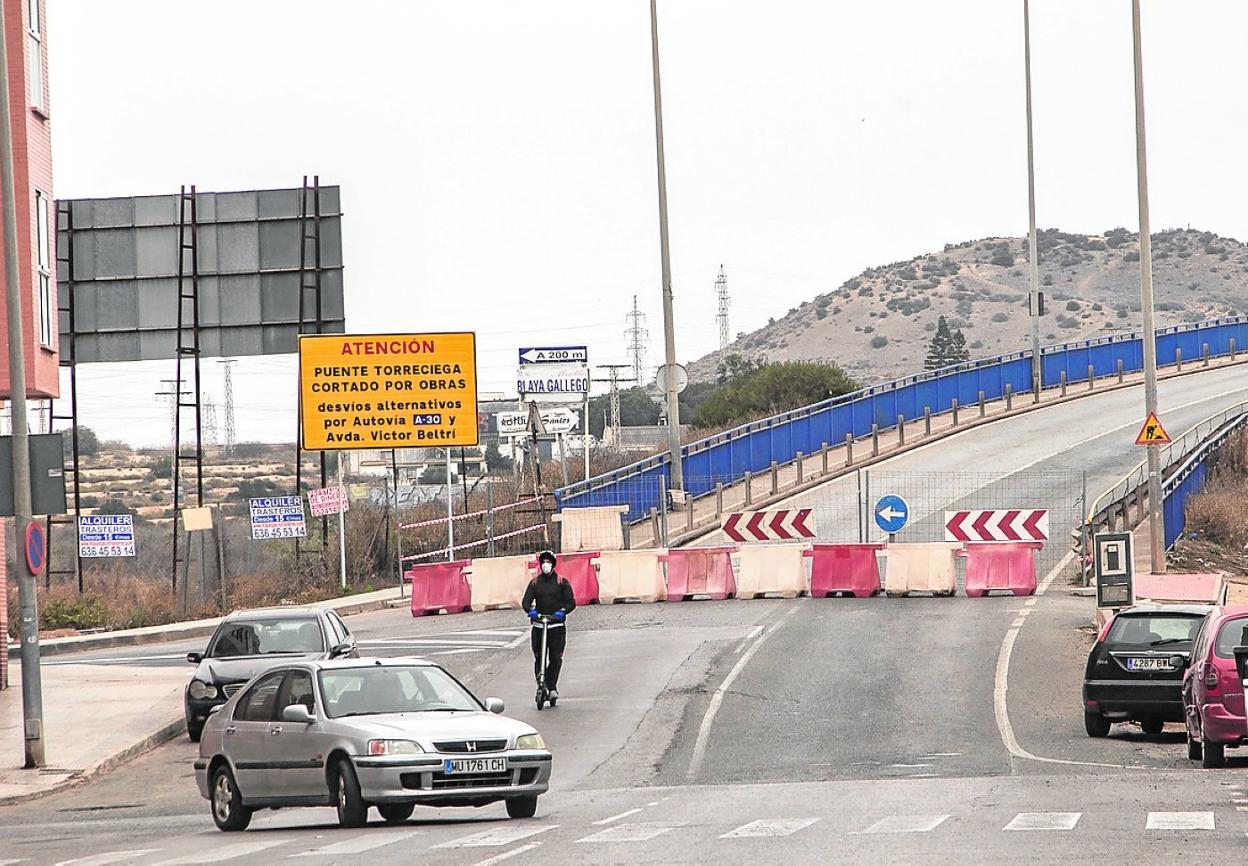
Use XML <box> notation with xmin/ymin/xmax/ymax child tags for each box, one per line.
<box><xmin>210</xmin><ymin>765</ymin><xmax>252</xmax><ymax>832</ymax></box>
<box><xmin>1187</xmin><ymin>733</ymin><xmax>1203</xmax><ymax>761</ymax></box>
<box><xmin>1202</xmin><ymin>738</ymin><xmax>1226</xmax><ymax>769</ymax></box>
<box><xmin>334</xmin><ymin>760</ymin><xmax>370</xmax><ymax>828</ymax></box>
<box><xmin>506</xmin><ymin>795</ymin><xmax>538</xmax><ymax>819</ymax></box>
<box><xmin>378</xmin><ymin>803</ymin><xmax>414</xmax><ymax>825</ymax></box>
<box><xmin>187</xmin><ymin>721</ymin><xmax>203</xmax><ymax>743</ymax></box>
<box><xmin>1084</xmin><ymin>710</ymin><xmax>1111</xmax><ymax>738</ymax></box>
<box><xmin>1140</xmin><ymin>718</ymin><xmax>1164</xmax><ymax>736</ymax></box>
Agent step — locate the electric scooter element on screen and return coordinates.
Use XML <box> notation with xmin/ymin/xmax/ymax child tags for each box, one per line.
<box><xmin>532</xmin><ymin>614</ymin><xmax>559</xmax><ymax>710</ymax></box>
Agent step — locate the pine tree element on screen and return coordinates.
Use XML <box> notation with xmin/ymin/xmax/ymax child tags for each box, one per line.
<box><xmin>924</xmin><ymin>316</ymin><xmax>955</xmax><ymax>370</ymax></box>
<box><xmin>951</xmin><ymin>328</ymin><xmax>970</xmax><ymax>363</ymax></box>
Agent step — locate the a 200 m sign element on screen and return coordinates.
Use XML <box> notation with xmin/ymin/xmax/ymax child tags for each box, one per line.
<box><xmin>299</xmin><ymin>332</ymin><xmax>479</xmax><ymax>450</ymax></box>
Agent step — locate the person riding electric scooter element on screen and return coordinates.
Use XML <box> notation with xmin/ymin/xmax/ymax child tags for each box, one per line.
<box><xmin>523</xmin><ymin>550</ymin><xmax>576</xmax><ymax>708</ymax></box>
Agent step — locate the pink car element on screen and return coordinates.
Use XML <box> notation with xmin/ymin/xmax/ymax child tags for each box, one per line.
<box><xmin>1182</xmin><ymin>604</ymin><xmax>1248</xmax><ymax>768</ymax></box>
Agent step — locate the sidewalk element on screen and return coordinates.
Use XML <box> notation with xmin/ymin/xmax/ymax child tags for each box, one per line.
<box><xmin>0</xmin><ymin>660</ymin><xmax>188</xmax><ymax>804</ymax></box>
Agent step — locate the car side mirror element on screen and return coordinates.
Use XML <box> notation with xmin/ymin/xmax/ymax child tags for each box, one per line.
<box><xmin>282</xmin><ymin>704</ymin><xmax>316</xmax><ymax>724</ymax></box>
<box><xmin>485</xmin><ymin>697</ymin><xmax>505</xmax><ymax>715</ymax></box>
<box><xmin>329</xmin><ymin>642</ymin><xmax>353</xmax><ymax>659</ymax></box>
<box><xmin>187</xmin><ymin>652</ymin><xmax>203</xmax><ymax>664</ymax></box>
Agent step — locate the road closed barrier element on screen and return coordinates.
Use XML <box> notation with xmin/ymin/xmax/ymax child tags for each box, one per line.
<box><xmin>553</xmin><ymin>505</ymin><xmax>628</xmax><ymax>552</ymax></box>
<box><xmin>882</xmin><ymin>543</ymin><xmax>960</xmax><ymax>597</ymax></box>
<box><xmin>466</xmin><ymin>555</ymin><xmax>533</xmax><ymax>611</ymax></box>
<box><xmin>665</xmin><ymin>546</ymin><xmax>737</xmax><ymax>601</ymax></box>
<box><xmin>407</xmin><ymin>559</ymin><xmax>473</xmax><ymax>616</ymax></box>
<box><xmin>594</xmin><ymin>549</ymin><xmax>668</xmax><ymax>604</ymax></box>
<box><xmin>806</xmin><ymin>543</ymin><xmax>885</xmax><ymax>598</ymax></box>
<box><xmin>531</xmin><ymin>549</ymin><xmax>600</xmax><ymax>606</ymax></box>
<box><xmin>736</xmin><ymin>543</ymin><xmax>809</xmax><ymax>599</ymax></box>
<box><xmin>957</xmin><ymin>542</ymin><xmax>1042</xmax><ymax>598</ymax></box>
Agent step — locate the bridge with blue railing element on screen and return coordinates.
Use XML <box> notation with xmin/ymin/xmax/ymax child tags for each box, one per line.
<box><xmin>557</xmin><ymin>316</ymin><xmax>1248</xmax><ymax>521</ymax></box>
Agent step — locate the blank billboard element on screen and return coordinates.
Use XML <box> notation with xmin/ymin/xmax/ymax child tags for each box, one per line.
<box><xmin>57</xmin><ymin>186</ymin><xmax>345</xmax><ymax>362</ymax></box>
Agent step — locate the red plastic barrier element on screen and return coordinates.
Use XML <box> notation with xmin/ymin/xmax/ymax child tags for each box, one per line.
<box><xmin>805</xmin><ymin>543</ymin><xmax>886</xmax><ymax>598</ymax></box>
<box><xmin>407</xmin><ymin>559</ymin><xmax>473</xmax><ymax>616</ymax></box>
<box><xmin>665</xmin><ymin>546</ymin><xmax>737</xmax><ymax>601</ymax></box>
<box><xmin>957</xmin><ymin>542</ymin><xmax>1042</xmax><ymax>598</ymax></box>
<box><xmin>529</xmin><ymin>550</ymin><xmax>600</xmax><ymax>606</ymax></box>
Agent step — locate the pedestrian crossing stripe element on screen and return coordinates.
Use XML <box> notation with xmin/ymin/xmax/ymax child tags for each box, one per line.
<box><xmin>1135</xmin><ymin>412</ymin><xmax>1171</xmax><ymax>445</ymax></box>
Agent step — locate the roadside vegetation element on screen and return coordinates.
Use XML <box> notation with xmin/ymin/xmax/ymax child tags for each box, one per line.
<box><xmin>1169</xmin><ymin>429</ymin><xmax>1248</xmax><ymax>575</ymax></box>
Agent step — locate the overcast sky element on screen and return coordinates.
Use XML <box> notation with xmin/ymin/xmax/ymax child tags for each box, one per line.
<box><xmin>46</xmin><ymin>1</ymin><xmax>1248</xmax><ymax>447</ymax></box>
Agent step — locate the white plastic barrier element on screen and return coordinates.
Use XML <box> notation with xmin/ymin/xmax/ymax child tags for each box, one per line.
<box><xmin>465</xmin><ymin>555</ymin><xmax>533</xmax><ymax>611</ymax></box>
<box><xmin>882</xmin><ymin>543</ymin><xmax>960</xmax><ymax>597</ymax></box>
<box><xmin>736</xmin><ymin>543</ymin><xmax>810</xmax><ymax>599</ymax></box>
<box><xmin>553</xmin><ymin>505</ymin><xmax>629</xmax><ymax>552</ymax></box>
<box><xmin>593</xmin><ymin>549</ymin><xmax>668</xmax><ymax>604</ymax></box>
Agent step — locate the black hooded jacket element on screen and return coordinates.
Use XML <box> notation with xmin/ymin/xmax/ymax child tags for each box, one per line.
<box><xmin>522</xmin><ymin>570</ymin><xmax>577</xmax><ymax>617</ymax></box>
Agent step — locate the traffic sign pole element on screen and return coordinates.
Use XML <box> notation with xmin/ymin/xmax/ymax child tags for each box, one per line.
<box><xmin>337</xmin><ymin>452</ymin><xmax>347</xmax><ymax>590</ymax></box>
<box><xmin>0</xmin><ymin>0</ymin><xmax>44</xmax><ymax>768</ymax></box>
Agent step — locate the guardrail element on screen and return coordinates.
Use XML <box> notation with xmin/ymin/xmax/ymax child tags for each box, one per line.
<box><xmin>1084</xmin><ymin>401</ymin><xmax>1248</xmax><ymax>546</ymax></box>
<box><xmin>559</xmin><ymin>316</ymin><xmax>1248</xmax><ymax>520</ymax></box>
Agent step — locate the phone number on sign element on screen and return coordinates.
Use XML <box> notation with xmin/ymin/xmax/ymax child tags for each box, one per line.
<box><xmin>252</xmin><ymin>525</ymin><xmax>308</xmax><ymax>540</ymax></box>
<box><xmin>80</xmin><ymin>544</ymin><xmax>137</xmax><ymax>558</ymax></box>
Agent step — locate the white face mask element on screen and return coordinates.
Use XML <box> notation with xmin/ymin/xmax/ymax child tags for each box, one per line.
<box><xmin>540</xmin><ymin>562</ymin><xmax>553</xmax><ymax>575</ymax></box>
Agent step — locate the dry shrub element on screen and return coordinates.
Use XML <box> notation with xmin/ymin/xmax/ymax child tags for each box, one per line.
<box><xmin>1185</xmin><ymin>479</ymin><xmax>1248</xmax><ymax>549</ymax></box>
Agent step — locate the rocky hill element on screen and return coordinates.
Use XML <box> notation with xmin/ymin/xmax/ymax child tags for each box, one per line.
<box><xmin>690</xmin><ymin>228</ymin><xmax>1248</xmax><ymax>385</ymax></box>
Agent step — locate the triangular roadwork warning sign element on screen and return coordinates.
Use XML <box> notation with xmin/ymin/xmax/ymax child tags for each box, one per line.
<box><xmin>1135</xmin><ymin>412</ymin><xmax>1171</xmax><ymax>446</ymax></box>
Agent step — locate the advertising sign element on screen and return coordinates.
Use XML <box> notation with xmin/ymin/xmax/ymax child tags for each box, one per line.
<box><xmin>249</xmin><ymin>496</ymin><xmax>308</xmax><ymax>540</ymax></box>
<box><xmin>78</xmin><ymin>514</ymin><xmax>137</xmax><ymax>558</ymax></box>
<box><xmin>299</xmin><ymin>332</ymin><xmax>479</xmax><ymax>450</ymax></box>
<box><xmin>496</xmin><ymin>408</ymin><xmax>578</xmax><ymax>438</ymax></box>
<box><xmin>308</xmin><ymin>486</ymin><xmax>350</xmax><ymax>517</ymax></box>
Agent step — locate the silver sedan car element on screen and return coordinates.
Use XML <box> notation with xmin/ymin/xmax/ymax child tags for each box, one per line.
<box><xmin>193</xmin><ymin>658</ymin><xmax>552</xmax><ymax>831</ymax></box>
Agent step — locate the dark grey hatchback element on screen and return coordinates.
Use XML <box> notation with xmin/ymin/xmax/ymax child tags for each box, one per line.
<box><xmin>185</xmin><ymin>606</ymin><xmax>358</xmax><ymax>741</ymax></box>
<box><xmin>1083</xmin><ymin>604</ymin><xmax>1211</xmax><ymax>737</ymax></box>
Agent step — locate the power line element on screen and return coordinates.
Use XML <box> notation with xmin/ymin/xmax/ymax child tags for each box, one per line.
<box><xmin>218</xmin><ymin>358</ymin><xmax>237</xmax><ymax>456</ymax></box>
<box><xmin>596</xmin><ymin>364</ymin><xmax>637</xmax><ymax>446</ymax></box>
<box><xmin>715</xmin><ymin>264</ymin><xmax>730</xmax><ymax>350</ymax></box>
<box><xmin>624</xmin><ymin>295</ymin><xmax>648</xmax><ymax>385</ymax></box>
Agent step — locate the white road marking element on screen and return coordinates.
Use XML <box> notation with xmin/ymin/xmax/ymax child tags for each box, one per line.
<box><xmin>993</xmin><ymin>551</ymin><xmax>1136</xmax><ymax>770</ymax></box>
<box><xmin>289</xmin><ymin>831</ymin><xmax>422</xmax><ymax>857</ymax></box>
<box><xmin>46</xmin><ymin>654</ymin><xmax>187</xmax><ymax>665</ymax></box>
<box><xmin>576</xmin><ymin>822</ymin><xmax>685</xmax><ymax>843</ymax></box>
<box><xmin>436</xmin><ymin>826</ymin><xmax>557</xmax><ymax>848</ymax></box>
<box><xmin>55</xmin><ymin>855</ymin><xmax>158</xmax><ymax>866</ymax></box>
<box><xmin>0</xmin><ymin>859</ymin><xmax>25</xmax><ymax>866</ymax></box>
<box><xmin>593</xmin><ymin>808</ymin><xmax>644</xmax><ymax>825</ymax></box>
<box><xmin>470</xmin><ymin>842</ymin><xmax>542</xmax><ymax>866</ymax></box>
<box><xmin>450</xmin><ymin>629</ymin><xmax>525</xmax><ymax>637</ymax></box>
<box><xmin>431</xmin><ymin>649</ymin><xmax>488</xmax><ymax>656</ymax></box>
<box><xmin>358</xmin><ymin>638</ymin><xmax>511</xmax><ymax>647</ymax></box>
<box><xmin>889</xmin><ymin>763</ymin><xmax>933</xmax><ymax>768</ymax></box>
<box><xmin>1004</xmin><ymin>812</ymin><xmax>1082</xmax><ymax>831</ymax></box>
<box><xmin>163</xmin><ymin>840</ymin><xmax>290</xmax><ymax>864</ymax></box>
<box><xmin>735</xmin><ymin>625</ymin><xmax>764</xmax><ymax>653</ymax></box>
<box><xmin>920</xmin><ymin>752</ymin><xmax>961</xmax><ymax>758</ymax></box>
<box><xmin>1024</xmin><ymin>598</ymin><xmax>1038</xmax><ymax>606</ymax></box>
<box><xmin>858</xmin><ymin>815</ymin><xmax>949</xmax><ymax>834</ymax></box>
<box><xmin>721</xmin><ymin>818</ymin><xmax>819</xmax><ymax>838</ymax></box>
<box><xmin>906</xmin><ymin>773</ymin><xmax>941</xmax><ymax>778</ymax></box>
<box><xmin>687</xmin><ymin>605</ymin><xmax>802</xmax><ymax>780</ymax></box>
<box><xmin>1147</xmin><ymin>811</ymin><xmax>1215</xmax><ymax>831</ymax></box>
<box><xmin>1012</xmin><ymin>618</ymin><xmax>1025</xmax><ymax>627</ymax></box>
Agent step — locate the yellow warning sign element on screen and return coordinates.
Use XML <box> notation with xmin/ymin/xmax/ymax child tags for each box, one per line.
<box><xmin>1135</xmin><ymin>412</ymin><xmax>1171</xmax><ymax>446</ymax></box>
<box><xmin>299</xmin><ymin>332</ymin><xmax>479</xmax><ymax>451</ymax></box>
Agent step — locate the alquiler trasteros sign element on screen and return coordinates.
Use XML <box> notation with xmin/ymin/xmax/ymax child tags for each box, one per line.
<box><xmin>299</xmin><ymin>332</ymin><xmax>479</xmax><ymax>450</ymax></box>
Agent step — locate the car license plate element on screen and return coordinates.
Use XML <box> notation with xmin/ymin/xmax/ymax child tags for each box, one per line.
<box><xmin>1127</xmin><ymin>657</ymin><xmax>1171</xmax><ymax>671</ymax></box>
<box><xmin>443</xmin><ymin>757</ymin><xmax>508</xmax><ymax>774</ymax></box>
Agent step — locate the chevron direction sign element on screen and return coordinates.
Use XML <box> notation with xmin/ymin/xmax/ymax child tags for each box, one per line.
<box><xmin>722</xmin><ymin>509</ymin><xmax>816</xmax><ymax>543</ymax></box>
<box><xmin>944</xmin><ymin>509</ymin><xmax>1049</xmax><ymax>543</ymax></box>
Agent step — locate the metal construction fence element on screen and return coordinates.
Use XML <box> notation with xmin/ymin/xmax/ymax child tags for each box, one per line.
<box><xmin>557</xmin><ymin>316</ymin><xmax>1248</xmax><ymax>521</ymax></box>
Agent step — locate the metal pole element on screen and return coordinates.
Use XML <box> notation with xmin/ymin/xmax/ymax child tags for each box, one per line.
<box><xmin>445</xmin><ymin>448</ymin><xmax>454</xmax><ymax>561</ymax></box>
<box><xmin>486</xmin><ymin>482</ymin><xmax>495</xmax><ymax>558</ymax></box>
<box><xmin>1132</xmin><ymin>0</ymin><xmax>1166</xmax><ymax>574</ymax></box>
<box><xmin>649</xmin><ymin>0</ymin><xmax>683</xmax><ymax>492</ymax></box>
<box><xmin>0</xmin><ymin>0</ymin><xmax>44</xmax><ymax>766</ymax></box>
<box><xmin>391</xmin><ymin>449</ymin><xmax>404</xmax><ymax>597</ymax></box>
<box><xmin>336</xmin><ymin>452</ymin><xmax>346</xmax><ymax>590</ymax></box>
<box><xmin>1023</xmin><ymin>0</ymin><xmax>1042</xmax><ymax>395</ymax></box>
<box><xmin>582</xmin><ymin>393</ymin><xmax>590</xmax><ymax>484</ymax></box>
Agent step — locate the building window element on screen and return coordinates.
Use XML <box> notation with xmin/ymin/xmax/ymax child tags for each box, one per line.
<box><xmin>36</xmin><ymin>191</ymin><xmax>51</xmax><ymax>346</ymax></box>
<box><xmin>27</xmin><ymin>0</ymin><xmax>42</xmax><ymax>113</ymax></box>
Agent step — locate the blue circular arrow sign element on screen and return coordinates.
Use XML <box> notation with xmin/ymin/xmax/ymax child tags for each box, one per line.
<box><xmin>874</xmin><ymin>494</ymin><xmax>911</xmax><ymax>535</ymax></box>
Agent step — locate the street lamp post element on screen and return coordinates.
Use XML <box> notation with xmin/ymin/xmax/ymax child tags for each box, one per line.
<box><xmin>1131</xmin><ymin>0</ymin><xmax>1166</xmax><ymax>573</ymax></box>
<box><xmin>1023</xmin><ymin>0</ymin><xmax>1042</xmax><ymax>398</ymax></box>
<box><xmin>648</xmin><ymin>0</ymin><xmax>684</xmax><ymax>493</ymax></box>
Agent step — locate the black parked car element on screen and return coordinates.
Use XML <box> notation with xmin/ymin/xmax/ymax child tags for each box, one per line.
<box><xmin>1083</xmin><ymin>603</ymin><xmax>1211</xmax><ymax>738</ymax></box>
<box><xmin>184</xmin><ymin>606</ymin><xmax>358</xmax><ymax>741</ymax></box>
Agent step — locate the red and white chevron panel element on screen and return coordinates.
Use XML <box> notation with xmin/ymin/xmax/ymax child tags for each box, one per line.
<box><xmin>944</xmin><ymin>509</ymin><xmax>1048</xmax><ymax>543</ymax></box>
<box><xmin>722</xmin><ymin>509</ymin><xmax>816</xmax><ymax>543</ymax></box>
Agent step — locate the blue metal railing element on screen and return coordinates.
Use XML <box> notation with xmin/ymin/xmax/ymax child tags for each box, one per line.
<box><xmin>558</xmin><ymin>316</ymin><xmax>1248</xmax><ymax>521</ymax></box>
<box><xmin>1161</xmin><ymin>412</ymin><xmax>1248</xmax><ymax>549</ymax></box>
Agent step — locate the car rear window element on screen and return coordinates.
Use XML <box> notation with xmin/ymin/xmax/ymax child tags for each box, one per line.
<box><xmin>1213</xmin><ymin>617</ymin><xmax>1248</xmax><ymax>659</ymax></box>
<box><xmin>210</xmin><ymin>617</ymin><xmax>325</xmax><ymax>657</ymax></box>
<box><xmin>1106</xmin><ymin>613</ymin><xmax>1204</xmax><ymax>646</ymax></box>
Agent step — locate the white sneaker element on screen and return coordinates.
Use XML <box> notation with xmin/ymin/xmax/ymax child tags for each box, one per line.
<box><xmin>548</xmin><ymin>689</ymin><xmax>559</xmax><ymax>700</ymax></box>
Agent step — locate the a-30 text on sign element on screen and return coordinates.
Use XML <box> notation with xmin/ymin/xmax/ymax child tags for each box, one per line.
<box><xmin>299</xmin><ymin>332</ymin><xmax>479</xmax><ymax>450</ymax></box>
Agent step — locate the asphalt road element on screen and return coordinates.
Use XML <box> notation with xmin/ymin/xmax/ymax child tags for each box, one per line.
<box><xmin>3</xmin><ymin>367</ymin><xmax>1248</xmax><ymax>864</ymax></box>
